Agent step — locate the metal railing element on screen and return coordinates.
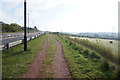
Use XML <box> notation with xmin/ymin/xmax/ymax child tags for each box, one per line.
<box><xmin>0</xmin><ymin>32</ymin><xmax>45</xmax><ymax>50</ymax></box>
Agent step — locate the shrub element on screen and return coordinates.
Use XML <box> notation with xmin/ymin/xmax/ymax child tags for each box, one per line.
<box><xmin>101</xmin><ymin>60</ymin><xmax>110</xmax><ymax>72</ymax></box>
<box><xmin>79</xmin><ymin>50</ymin><xmax>84</xmax><ymax>54</ymax></box>
<box><xmin>69</xmin><ymin>42</ymin><xmax>73</xmax><ymax>45</ymax></box>
<box><xmin>65</xmin><ymin>40</ymin><xmax>68</xmax><ymax>42</ymax></box>
<box><xmin>83</xmin><ymin>49</ymin><xmax>90</xmax><ymax>56</ymax></box>
<box><xmin>116</xmin><ymin>68</ymin><xmax>120</xmax><ymax>79</ymax></box>
<box><xmin>74</xmin><ymin>47</ymin><xmax>79</xmax><ymax>50</ymax></box>
<box><xmin>90</xmin><ymin>51</ymin><xmax>100</xmax><ymax>59</ymax></box>
<box><xmin>110</xmin><ymin>65</ymin><xmax>116</xmax><ymax>71</ymax></box>
<box><xmin>67</xmin><ymin>37</ymin><xmax>118</xmax><ymax>65</ymax></box>
<box><xmin>92</xmin><ymin>59</ymin><xmax>100</xmax><ymax>62</ymax></box>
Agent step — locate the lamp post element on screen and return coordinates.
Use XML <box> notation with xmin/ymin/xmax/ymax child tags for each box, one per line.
<box><xmin>33</xmin><ymin>21</ymin><xmax>34</xmax><ymax>33</ymax></box>
<box><xmin>28</xmin><ymin>14</ymin><xmax>29</xmax><ymax>33</ymax></box>
<box><xmin>24</xmin><ymin>0</ymin><xmax>27</xmax><ymax>51</ymax></box>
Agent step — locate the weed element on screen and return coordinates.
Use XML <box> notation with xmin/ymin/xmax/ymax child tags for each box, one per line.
<box><xmin>83</xmin><ymin>49</ymin><xmax>90</xmax><ymax>57</ymax></box>
<box><xmin>100</xmin><ymin>60</ymin><xmax>110</xmax><ymax>72</ymax></box>
<box><xmin>90</xmin><ymin>51</ymin><xmax>100</xmax><ymax>59</ymax></box>
<box><xmin>66</xmin><ymin>36</ymin><xmax>118</xmax><ymax>65</ymax></box>
<box><xmin>53</xmin><ymin>34</ymin><xmax>116</xmax><ymax>78</ymax></box>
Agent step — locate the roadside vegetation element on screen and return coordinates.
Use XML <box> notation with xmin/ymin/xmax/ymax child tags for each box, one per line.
<box><xmin>39</xmin><ymin>35</ymin><xmax>56</xmax><ymax>78</ymax></box>
<box><xmin>66</xmin><ymin>36</ymin><xmax>119</xmax><ymax>65</ymax></box>
<box><xmin>1</xmin><ymin>21</ymin><xmax>39</xmax><ymax>33</ymax></box>
<box><xmin>53</xmin><ymin>34</ymin><xmax>118</xmax><ymax>79</ymax></box>
<box><xmin>2</xmin><ymin>34</ymin><xmax>47</xmax><ymax>78</ymax></box>
<box><xmin>2</xmin><ymin>23</ymin><xmax>22</xmax><ymax>33</ymax></box>
<box><xmin>70</xmin><ymin>36</ymin><xmax>119</xmax><ymax>56</ymax></box>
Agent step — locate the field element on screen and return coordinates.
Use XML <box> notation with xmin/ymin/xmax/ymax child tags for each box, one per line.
<box><xmin>70</xmin><ymin>36</ymin><xmax>119</xmax><ymax>57</ymax></box>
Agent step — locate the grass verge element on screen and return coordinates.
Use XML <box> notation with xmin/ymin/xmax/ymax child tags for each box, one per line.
<box><xmin>66</xmin><ymin>36</ymin><xmax>119</xmax><ymax>65</ymax></box>
<box><xmin>2</xmin><ymin>34</ymin><xmax>47</xmax><ymax>78</ymax></box>
<box><xmin>53</xmin><ymin>34</ymin><xmax>118</xmax><ymax>79</ymax></box>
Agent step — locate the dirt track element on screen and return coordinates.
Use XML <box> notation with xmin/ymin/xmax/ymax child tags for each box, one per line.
<box><xmin>52</xmin><ymin>36</ymin><xmax>72</xmax><ymax>78</ymax></box>
<box><xmin>20</xmin><ymin>36</ymin><xmax>48</xmax><ymax>78</ymax></box>
<box><xmin>20</xmin><ymin>35</ymin><xmax>72</xmax><ymax>78</ymax></box>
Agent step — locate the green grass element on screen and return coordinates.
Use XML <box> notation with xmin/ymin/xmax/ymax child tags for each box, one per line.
<box><xmin>68</xmin><ymin>36</ymin><xmax>119</xmax><ymax>65</ymax></box>
<box><xmin>39</xmin><ymin>35</ymin><xmax>56</xmax><ymax>78</ymax></box>
<box><xmin>2</xmin><ymin>34</ymin><xmax>47</xmax><ymax>78</ymax></box>
<box><xmin>53</xmin><ymin>34</ymin><xmax>117</xmax><ymax>79</ymax></box>
<box><xmin>71</xmin><ymin>36</ymin><xmax>118</xmax><ymax>56</ymax></box>
<box><xmin>43</xmin><ymin>35</ymin><xmax>56</xmax><ymax>65</ymax></box>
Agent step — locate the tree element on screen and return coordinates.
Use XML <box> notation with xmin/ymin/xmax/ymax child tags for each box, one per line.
<box><xmin>2</xmin><ymin>22</ymin><xmax>22</xmax><ymax>32</ymax></box>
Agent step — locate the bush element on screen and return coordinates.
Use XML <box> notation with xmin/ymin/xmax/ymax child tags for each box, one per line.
<box><xmin>116</xmin><ymin>68</ymin><xmax>120</xmax><ymax>79</ymax></box>
<box><xmin>65</xmin><ymin>40</ymin><xmax>68</xmax><ymax>42</ymax></box>
<box><xmin>101</xmin><ymin>60</ymin><xmax>110</xmax><ymax>72</ymax></box>
<box><xmin>73</xmin><ymin>46</ymin><xmax>79</xmax><ymax>51</ymax></box>
<box><xmin>69</xmin><ymin>42</ymin><xmax>73</xmax><ymax>45</ymax></box>
<box><xmin>83</xmin><ymin>49</ymin><xmax>90</xmax><ymax>56</ymax></box>
<box><xmin>90</xmin><ymin>51</ymin><xmax>100</xmax><ymax>59</ymax></box>
<box><xmin>79</xmin><ymin>50</ymin><xmax>84</xmax><ymax>54</ymax></box>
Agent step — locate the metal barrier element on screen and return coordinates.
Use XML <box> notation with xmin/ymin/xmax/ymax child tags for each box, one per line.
<box><xmin>1</xmin><ymin>33</ymin><xmax>44</xmax><ymax>50</ymax></box>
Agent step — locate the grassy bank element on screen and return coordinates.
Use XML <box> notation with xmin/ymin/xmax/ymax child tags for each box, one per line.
<box><xmin>70</xmin><ymin>36</ymin><xmax>118</xmax><ymax>56</ymax></box>
<box><xmin>67</xmin><ymin>36</ymin><xmax>119</xmax><ymax>65</ymax></box>
<box><xmin>2</xmin><ymin>34</ymin><xmax>47</xmax><ymax>78</ymax></box>
<box><xmin>53</xmin><ymin>34</ymin><xmax>118</xmax><ymax>79</ymax></box>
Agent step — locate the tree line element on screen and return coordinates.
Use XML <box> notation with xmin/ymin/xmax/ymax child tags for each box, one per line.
<box><xmin>2</xmin><ymin>23</ymin><xmax>22</xmax><ymax>33</ymax></box>
<box><xmin>1</xmin><ymin>21</ymin><xmax>39</xmax><ymax>33</ymax></box>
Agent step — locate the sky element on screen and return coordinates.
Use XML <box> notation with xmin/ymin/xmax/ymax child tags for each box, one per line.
<box><xmin>0</xmin><ymin>0</ymin><xmax>119</xmax><ymax>32</ymax></box>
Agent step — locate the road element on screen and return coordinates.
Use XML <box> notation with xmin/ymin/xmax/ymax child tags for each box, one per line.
<box><xmin>1</xmin><ymin>32</ymin><xmax>44</xmax><ymax>45</ymax></box>
<box><xmin>0</xmin><ymin>32</ymin><xmax>45</xmax><ymax>50</ymax></box>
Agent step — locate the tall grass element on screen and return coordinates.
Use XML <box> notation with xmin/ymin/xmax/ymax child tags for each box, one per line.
<box><xmin>53</xmin><ymin>34</ymin><xmax>117</xmax><ymax>79</ymax></box>
<box><xmin>65</xmin><ymin>36</ymin><xmax>119</xmax><ymax>65</ymax></box>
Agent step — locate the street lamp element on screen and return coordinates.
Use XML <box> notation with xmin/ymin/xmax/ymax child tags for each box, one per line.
<box><xmin>28</xmin><ymin>14</ymin><xmax>30</xmax><ymax>33</ymax></box>
<box><xmin>24</xmin><ymin>0</ymin><xmax>27</xmax><ymax>51</ymax></box>
<box><xmin>33</xmin><ymin>21</ymin><xmax>34</xmax><ymax>33</ymax></box>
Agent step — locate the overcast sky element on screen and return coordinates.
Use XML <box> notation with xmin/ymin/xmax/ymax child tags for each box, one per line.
<box><xmin>0</xmin><ymin>0</ymin><xmax>119</xmax><ymax>32</ymax></box>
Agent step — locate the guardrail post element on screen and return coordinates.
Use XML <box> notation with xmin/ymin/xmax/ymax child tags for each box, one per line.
<box><xmin>22</xmin><ymin>39</ymin><xmax>24</xmax><ymax>44</ymax></box>
<box><xmin>6</xmin><ymin>43</ymin><xmax>9</xmax><ymax>50</ymax></box>
<box><xmin>30</xmin><ymin>37</ymin><xmax>32</xmax><ymax>40</ymax></box>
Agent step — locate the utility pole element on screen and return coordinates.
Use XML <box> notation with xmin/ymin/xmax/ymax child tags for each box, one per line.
<box><xmin>24</xmin><ymin>0</ymin><xmax>27</xmax><ymax>51</ymax></box>
<box><xmin>33</xmin><ymin>21</ymin><xmax>34</xmax><ymax>33</ymax></box>
<box><xmin>28</xmin><ymin>14</ymin><xmax>29</xmax><ymax>33</ymax></box>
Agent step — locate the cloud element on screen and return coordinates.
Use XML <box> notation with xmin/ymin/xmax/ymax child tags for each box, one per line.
<box><xmin>0</xmin><ymin>0</ymin><xmax>22</xmax><ymax>2</ymax></box>
<box><xmin>28</xmin><ymin>0</ymin><xmax>65</xmax><ymax>13</ymax></box>
<box><xmin>0</xmin><ymin>0</ymin><xmax>119</xmax><ymax>32</ymax></box>
<box><xmin>50</xmin><ymin>0</ymin><xmax>119</xmax><ymax>32</ymax></box>
<box><xmin>0</xmin><ymin>1</ymin><xmax>23</xmax><ymax>25</ymax></box>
